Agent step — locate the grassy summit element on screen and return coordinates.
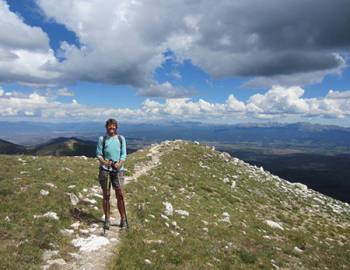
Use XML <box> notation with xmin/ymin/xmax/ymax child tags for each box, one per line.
<box><xmin>0</xmin><ymin>140</ymin><xmax>349</xmax><ymax>269</ymax></box>
<box><xmin>111</xmin><ymin>140</ymin><xmax>350</xmax><ymax>269</ymax></box>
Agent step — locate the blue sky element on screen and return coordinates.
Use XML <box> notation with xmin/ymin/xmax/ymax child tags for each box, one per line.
<box><xmin>0</xmin><ymin>0</ymin><xmax>350</xmax><ymax>125</ymax></box>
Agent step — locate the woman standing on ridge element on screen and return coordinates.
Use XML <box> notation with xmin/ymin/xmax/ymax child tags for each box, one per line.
<box><xmin>96</xmin><ymin>118</ymin><xmax>128</xmax><ymax>231</ymax></box>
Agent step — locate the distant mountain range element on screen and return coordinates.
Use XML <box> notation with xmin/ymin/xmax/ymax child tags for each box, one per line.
<box><xmin>0</xmin><ymin>137</ymin><xmax>94</xmax><ymax>156</ymax></box>
<box><xmin>0</xmin><ymin>138</ymin><xmax>27</xmax><ymax>154</ymax></box>
<box><xmin>2</xmin><ymin>121</ymin><xmax>350</xmax><ymax>154</ymax></box>
<box><xmin>34</xmin><ymin>137</ymin><xmax>97</xmax><ymax>156</ymax></box>
<box><xmin>1</xmin><ymin>121</ymin><xmax>350</xmax><ymax>152</ymax></box>
<box><xmin>1</xmin><ymin>122</ymin><xmax>350</xmax><ymax>203</ymax></box>
<box><xmin>0</xmin><ymin>136</ymin><xmax>141</xmax><ymax>157</ymax></box>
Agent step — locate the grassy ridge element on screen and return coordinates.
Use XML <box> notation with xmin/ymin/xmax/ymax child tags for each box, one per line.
<box><xmin>0</xmin><ymin>155</ymin><xmax>101</xmax><ymax>269</ymax></box>
<box><xmin>111</xmin><ymin>141</ymin><xmax>350</xmax><ymax>269</ymax></box>
<box><xmin>0</xmin><ymin>141</ymin><xmax>349</xmax><ymax>269</ymax></box>
<box><xmin>0</xmin><ymin>145</ymin><xmax>151</xmax><ymax>270</ymax></box>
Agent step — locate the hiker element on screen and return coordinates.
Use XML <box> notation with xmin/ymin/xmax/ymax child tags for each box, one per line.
<box><xmin>96</xmin><ymin>118</ymin><xmax>128</xmax><ymax>230</ymax></box>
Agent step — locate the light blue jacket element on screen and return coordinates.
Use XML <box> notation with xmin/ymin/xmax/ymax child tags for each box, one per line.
<box><xmin>96</xmin><ymin>134</ymin><xmax>127</xmax><ymax>171</ymax></box>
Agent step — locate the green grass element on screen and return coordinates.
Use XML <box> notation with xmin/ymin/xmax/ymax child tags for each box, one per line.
<box><xmin>109</xmin><ymin>141</ymin><xmax>350</xmax><ymax>270</ymax></box>
<box><xmin>1</xmin><ymin>141</ymin><xmax>349</xmax><ymax>269</ymax></box>
<box><xmin>0</xmin><ymin>154</ymin><xmax>102</xmax><ymax>269</ymax></box>
<box><xmin>0</xmin><ymin>145</ymin><xmax>152</xmax><ymax>270</ymax></box>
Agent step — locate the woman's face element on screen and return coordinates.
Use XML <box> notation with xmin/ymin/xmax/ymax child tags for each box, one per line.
<box><xmin>106</xmin><ymin>123</ymin><xmax>117</xmax><ymax>135</ymax></box>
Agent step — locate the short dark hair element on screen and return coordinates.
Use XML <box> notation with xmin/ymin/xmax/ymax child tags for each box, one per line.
<box><xmin>105</xmin><ymin>118</ymin><xmax>118</xmax><ymax>128</ymax></box>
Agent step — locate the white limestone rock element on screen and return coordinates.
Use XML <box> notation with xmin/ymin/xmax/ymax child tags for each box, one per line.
<box><xmin>174</xmin><ymin>209</ymin><xmax>189</xmax><ymax>216</ymax></box>
<box><xmin>68</xmin><ymin>193</ymin><xmax>79</xmax><ymax>206</ymax></box>
<box><xmin>72</xmin><ymin>235</ymin><xmax>109</xmax><ymax>252</ymax></box>
<box><xmin>264</xmin><ymin>220</ymin><xmax>284</xmax><ymax>231</ymax></box>
<box><xmin>70</xmin><ymin>222</ymin><xmax>81</xmax><ymax>230</ymax></box>
<box><xmin>223</xmin><ymin>177</ymin><xmax>230</xmax><ymax>183</ymax></box>
<box><xmin>42</xmin><ymin>250</ymin><xmax>59</xmax><ymax>261</ymax></box>
<box><xmin>40</xmin><ymin>189</ymin><xmax>49</xmax><ymax>196</ymax></box>
<box><xmin>144</xmin><ymin>259</ymin><xmax>152</xmax><ymax>265</ymax></box>
<box><xmin>46</xmin><ymin>183</ymin><xmax>57</xmax><ymax>188</ymax></box>
<box><xmin>34</xmin><ymin>211</ymin><xmax>59</xmax><ymax>220</ymax></box>
<box><xmin>293</xmin><ymin>246</ymin><xmax>304</xmax><ymax>253</ymax></box>
<box><xmin>293</xmin><ymin>182</ymin><xmax>308</xmax><ymax>191</ymax></box>
<box><xmin>163</xmin><ymin>202</ymin><xmax>173</xmax><ymax>216</ymax></box>
<box><xmin>60</xmin><ymin>229</ymin><xmax>74</xmax><ymax>236</ymax></box>
<box><xmin>82</xmin><ymin>198</ymin><xmax>97</xmax><ymax>204</ymax></box>
<box><xmin>231</xmin><ymin>181</ymin><xmax>236</xmax><ymax>190</ymax></box>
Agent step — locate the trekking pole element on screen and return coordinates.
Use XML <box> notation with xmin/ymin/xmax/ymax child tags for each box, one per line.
<box><xmin>103</xmin><ymin>177</ymin><xmax>109</xmax><ymax>235</ymax></box>
<box><xmin>123</xmin><ymin>189</ymin><xmax>129</xmax><ymax>229</ymax></box>
<box><xmin>119</xmin><ymin>168</ymin><xmax>129</xmax><ymax>229</ymax></box>
<box><xmin>103</xmin><ymin>162</ymin><xmax>111</xmax><ymax>235</ymax></box>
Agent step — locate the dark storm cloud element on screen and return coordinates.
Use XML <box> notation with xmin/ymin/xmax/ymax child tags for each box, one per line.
<box><xmin>234</xmin><ymin>52</ymin><xmax>344</xmax><ymax>76</ymax></box>
<box><xmin>189</xmin><ymin>0</ymin><xmax>350</xmax><ymax>78</ymax></box>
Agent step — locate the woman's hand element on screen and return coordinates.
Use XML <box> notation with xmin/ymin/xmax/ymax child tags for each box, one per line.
<box><xmin>99</xmin><ymin>158</ymin><xmax>112</xmax><ymax>166</ymax></box>
<box><xmin>112</xmin><ymin>162</ymin><xmax>120</xmax><ymax>170</ymax></box>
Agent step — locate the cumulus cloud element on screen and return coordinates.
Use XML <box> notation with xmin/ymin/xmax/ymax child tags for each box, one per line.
<box><xmin>57</xmin><ymin>87</ymin><xmax>74</xmax><ymax>96</ymax></box>
<box><xmin>0</xmin><ymin>86</ymin><xmax>140</xmax><ymax>120</ymax></box>
<box><xmin>137</xmin><ymin>81</ymin><xmax>195</xmax><ymax>98</ymax></box>
<box><xmin>242</xmin><ymin>54</ymin><xmax>346</xmax><ymax>88</ymax></box>
<box><xmin>1</xmin><ymin>85</ymin><xmax>350</xmax><ymax>122</ymax></box>
<box><xmin>0</xmin><ymin>0</ymin><xmax>349</xmax><ymax>98</ymax></box>
<box><xmin>179</xmin><ymin>0</ymin><xmax>349</xmax><ymax>81</ymax></box>
<box><xmin>37</xmin><ymin>0</ymin><xmax>171</xmax><ymax>89</ymax></box>
<box><xmin>0</xmin><ymin>1</ymin><xmax>48</xmax><ymax>51</ymax></box>
<box><xmin>0</xmin><ymin>1</ymin><xmax>59</xmax><ymax>85</ymax></box>
<box><xmin>247</xmin><ymin>86</ymin><xmax>310</xmax><ymax>115</ymax></box>
<box><xmin>33</xmin><ymin>0</ymin><xmax>349</xmax><ymax>90</ymax></box>
<box><xmin>326</xmin><ymin>90</ymin><xmax>350</xmax><ymax>99</ymax></box>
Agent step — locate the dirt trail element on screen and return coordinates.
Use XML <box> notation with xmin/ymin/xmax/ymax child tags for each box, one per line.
<box><xmin>42</xmin><ymin>143</ymin><xmax>165</xmax><ymax>270</ymax></box>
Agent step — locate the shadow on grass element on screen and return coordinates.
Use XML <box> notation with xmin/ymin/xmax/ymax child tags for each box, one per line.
<box><xmin>70</xmin><ymin>208</ymin><xmax>102</xmax><ymax>225</ymax></box>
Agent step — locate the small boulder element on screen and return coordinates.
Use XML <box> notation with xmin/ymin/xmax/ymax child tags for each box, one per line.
<box><xmin>231</xmin><ymin>181</ymin><xmax>236</xmax><ymax>190</ymax></box>
<box><xmin>68</xmin><ymin>193</ymin><xmax>79</xmax><ymax>206</ymax></box>
<box><xmin>144</xmin><ymin>259</ymin><xmax>152</xmax><ymax>265</ymax></box>
<box><xmin>163</xmin><ymin>202</ymin><xmax>173</xmax><ymax>216</ymax></box>
<box><xmin>293</xmin><ymin>183</ymin><xmax>308</xmax><ymax>191</ymax></box>
<box><xmin>264</xmin><ymin>220</ymin><xmax>284</xmax><ymax>231</ymax></box>
<box><xmin>40</xmin><ymin>189</ymin><xmax>49</xmax><ymax>196</ymax></box>
<box><xmin>175</xmin><ymin>209</ymin><xmax>189</xmax><ymax>216</ymax></box>
<box><xmin>293</xmin><ymin>246</ymin><xmax>304</xmax><ymax>253</ymax></box>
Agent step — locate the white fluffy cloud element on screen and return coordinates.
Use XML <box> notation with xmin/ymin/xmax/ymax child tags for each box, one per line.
<box><xmin>0</xmin><ymin>1</ymin><xmax>59</xmax><ymax>85</ymax></box>
<box><xmin>1</xmin><ymin>85</ymin><xmax>350</xmax><ymax>122</ymax></box>
<box><xmin>137</xmin><ymin>81</ymin><xmax>194</xmax><ymax>98</ymax></box>
<box><xmin>0</xmin><ymin>0</ymin><xmax>348</xmax><ymax>97</ymax></box>
<box><xmin>33</xmin><ymin>0</ymin><xmax>349</xmax><ymax>91</ymax></box>
<box><xmin>0</xmin><ymin>1</ymin><xmax>47</xmax><ymax>51</ymax></box>
<box><xmin>37</xmin><ymin>0</ymin><xmax>173</xmax><ymax>91</ymax></box>
<box><xmin>247</xmin><ymin>86</ymin><xmax>310</xmax><ymax>115</ymax></box>
<box><xmin>0</xmin><ymin>86</ymin><xmax>140</xmax><ymax>119</ymax></box>
<box><xmin>57</xmin><ymin>87</ymin><xmax>74</xmax><ymax>96</ymax></box>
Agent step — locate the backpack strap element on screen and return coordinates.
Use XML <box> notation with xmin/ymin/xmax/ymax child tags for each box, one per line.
<box><xmin>117</xmin><ymin>135</ymin><xmax>123</xmax><ymax>157</ymax></box>
<box><xmin>102</xmin><ymin>135</ymin><xmax>107</xmax><ymax>159</ymax></box>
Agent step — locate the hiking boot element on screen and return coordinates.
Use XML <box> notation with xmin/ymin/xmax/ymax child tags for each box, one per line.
<box><xmin>104</xmin><ymin>219</ymin><xmax>110</xmax><ymax>230</ymax></box>
<box><xmin>120</xmin><ymin>219</ymin><xmax>129</xmax><ymax>229</ymax></box>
